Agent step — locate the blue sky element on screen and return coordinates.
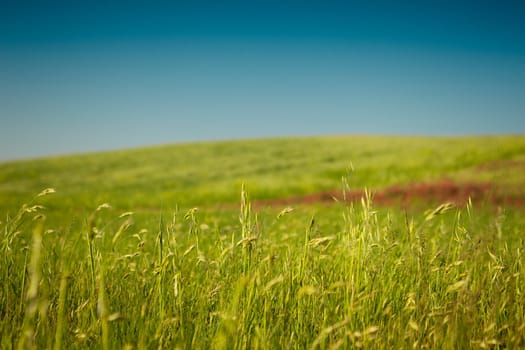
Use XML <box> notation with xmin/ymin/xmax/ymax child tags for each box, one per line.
<box><xmin>1</xmin><ymin>0</ymin><xmax>524</xmax><ymax>160</ymax></box>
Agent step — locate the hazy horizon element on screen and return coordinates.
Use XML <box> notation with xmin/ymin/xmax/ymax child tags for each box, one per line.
<box><xmin>1</xmin><ymin>0</ymin><xmax>524</xmax><ymax>160</ymax></box>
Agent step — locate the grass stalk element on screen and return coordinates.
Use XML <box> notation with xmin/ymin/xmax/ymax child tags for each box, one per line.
<box><xmin>53</xmin><ymin>269</ymin><xmax>68</xmax><ymax>350</ymax></box>
<box><xmin>17</xmin><ymin>216</ymin><xmax>45</xmax><ymax>350</ymax></box>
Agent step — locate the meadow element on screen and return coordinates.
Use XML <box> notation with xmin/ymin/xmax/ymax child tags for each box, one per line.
<box><xmin>1</xmin><ymin>135</ymin><xmax>525</xmax><ymax>349</ymax></box>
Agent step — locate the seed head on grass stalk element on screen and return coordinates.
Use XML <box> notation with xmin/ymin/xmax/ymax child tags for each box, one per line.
<box><xmin>37</xmin><ymin>188</ymin><xmax>56</xmax><ymax>197</ymax></box>
<box><xmin>239</xmin><ymin>184</ymin><xmax>251</xmax><ymax>241</ymax></box>
<box><xmin>3</xmin><ymin>188</ymin><xmax>55</xmax><ymax>263</ymax></box>
<box><xmin>111</xmin><ymin>215</ymin><xmax>133</xmax><ymax>246</ymax></box>
<box><xmin>184</xmin><ymin>207</ymin><xmax>200</xmax><ymax>253</ymax></box>
<box><xmin>341</xmin><ymin>164</ymin><xmax>354</xmax><ymax>202</ymax></box>
<box><xmin>155</xmin><ymin>211</ymin><xmax>173</xmax><ymax>324</ymax></box>
<box><xmin>299</xmin><ymin>216</ymin><xmax>315</xmax><ymax>282</ymax></box>
<box><xmin>237</xmin><ymin>185</ymin><xmax>259</xmax><ymax>272</ymax></box>
<box><xmin>86</xmin><ymin>203</ymin><xmax>111</xmax><ymax>321</ymax></box>
<box><xmin>424</xmin><ymin>202</ymin><xmax>455</xmax><ymax>222</ymax></box>
<box><xmin>277</xmin><ymin>207</ymin><xmax>294</xmax><ymax>219</ymax></box>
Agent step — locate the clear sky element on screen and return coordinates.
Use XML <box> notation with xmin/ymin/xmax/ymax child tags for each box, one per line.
<box><xmin>1</xmin><ymin>0</ymin><xmax>524</xmax><ymax>160</ymax></box>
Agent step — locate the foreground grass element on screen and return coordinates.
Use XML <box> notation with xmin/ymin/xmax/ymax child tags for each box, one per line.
<box><xmin>1</xmin><ymin>188</ymin><xmax>523</xmax><ymax>349</ymax></box>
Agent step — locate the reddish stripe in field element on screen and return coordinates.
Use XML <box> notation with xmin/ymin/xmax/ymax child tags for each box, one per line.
<box><xmin>255</xmin><ymin>180</ymin><xmax>524</xmax><ymax>208</ymax></box>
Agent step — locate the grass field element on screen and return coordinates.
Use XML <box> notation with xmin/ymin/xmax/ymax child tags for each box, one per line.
<box><xmin>1</xmin><ymin>135</ymin><xmax>525</xmax><ymax>349</ymax></box>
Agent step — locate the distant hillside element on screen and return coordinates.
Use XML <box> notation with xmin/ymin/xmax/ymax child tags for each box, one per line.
<box><xmin>1</xmin><ymin>135</ymin><xmax>524</xmax><ymax>214</ymax></box>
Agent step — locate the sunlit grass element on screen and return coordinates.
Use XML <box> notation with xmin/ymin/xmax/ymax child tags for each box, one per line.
<box><xmin>1</xmin><ymin>135</ymin><xmax>524</xmax><ymax>348</ymax></box>
<box><xmin>1</xmin><ymin>187</ymin><xmax>523</xmax><ymax>349</ymax></box>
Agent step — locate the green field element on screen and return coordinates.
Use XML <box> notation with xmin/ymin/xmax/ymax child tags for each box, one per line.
<box><xmin>1</xmin><ymin>135</ymin><xmax>525</xmax><ymax>349</ymax></box>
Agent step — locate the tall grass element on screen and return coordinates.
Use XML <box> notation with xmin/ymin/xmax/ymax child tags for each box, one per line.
<box><xmin>1</xmin><ymin>187</ymin><xmax>524</xmax><ymax>349</ymax></box>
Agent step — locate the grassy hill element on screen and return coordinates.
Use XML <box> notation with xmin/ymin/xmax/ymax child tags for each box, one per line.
<box><xmin>2</xmin><ymin>135</ymin><xmax>525</xmax><ymax>216</ymax></box>
<box><xmin>2</xmin><ymin>135</ymin><xmax>525</xmax><ymax>349</ymax></box>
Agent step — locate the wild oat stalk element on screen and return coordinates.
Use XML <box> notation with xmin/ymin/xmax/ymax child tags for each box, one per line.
<box><xmin>87</xmin><ymin>203</ymin><xmax>111</xmax><ymax>321</ymax></box>
<box><xmin>157</xmin><ymin>212</ymin><xmax>165</xmax><ymax>322</ymax></box>
<box><xmin>97</xmin><ymin>263</ymin><xmax>109</xmax><ymax>350</ymax></box>
<box><xmin>17</xmin><ymin>215</ymin><xmax>45</xmax><ymax>350</ymax></box>
<box><xmin>53</xmin><ymin>268</ymin><xmax>69</xmax><ymax>350</ymax></box>
<box><xmin>239</xmin><ymin>184</ymin><xmax>251</xmax><ymax>242</ymax></box>
<box><xmin>238</xmin><ymin>184</ymin><xmax>258</xmax><ymax>272</ymax></box>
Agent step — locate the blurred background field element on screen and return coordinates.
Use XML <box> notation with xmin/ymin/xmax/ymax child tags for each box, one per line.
<box><xmin>2</xmin><ymin>135</ymin><xmax>525</xmax><ymax>217</ymax></box>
